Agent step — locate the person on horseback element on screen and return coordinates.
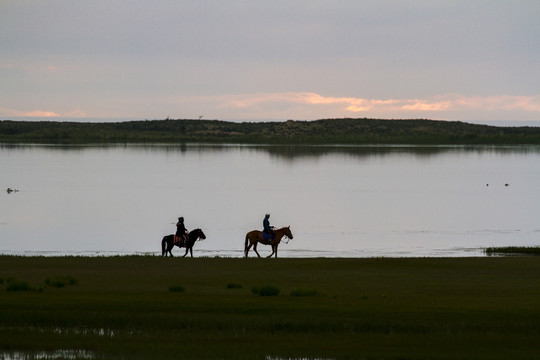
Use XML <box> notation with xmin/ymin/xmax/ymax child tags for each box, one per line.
<box><xmin>175</xmin><ymin>217</ymin><xmax>188</xmax><ymax>245</ymax></box>
<box><xmin>263</xmin><ymin>213</ymin><xmax>276</xmax><ymax>242</ymax></box>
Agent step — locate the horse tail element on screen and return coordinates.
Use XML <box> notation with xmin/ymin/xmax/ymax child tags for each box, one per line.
<box><xmin>161</xmin><ymin>236</ymin><xmax>167</xmax><ymax>256</ymax></box>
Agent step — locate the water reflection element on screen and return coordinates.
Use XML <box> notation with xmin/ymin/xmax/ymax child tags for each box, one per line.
<box><xmin>3</xmin><ymin>142</ymin><xmax>540</xmax><ymax>157</ymax></box>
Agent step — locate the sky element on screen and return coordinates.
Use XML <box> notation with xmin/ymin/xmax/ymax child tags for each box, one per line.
<box><xmin>1</xmin><ymin>0</ymin><xmax>540</xmax><ymax>123</ymax></box>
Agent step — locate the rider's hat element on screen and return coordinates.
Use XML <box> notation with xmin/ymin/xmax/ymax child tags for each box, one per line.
<box><xmin>178</xmin><ymin>217</ymin><xmax>184</xmax><ymax>221</ymax></box>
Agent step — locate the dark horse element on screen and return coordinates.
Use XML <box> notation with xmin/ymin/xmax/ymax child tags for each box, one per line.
<box><xmin>244</xmin><ymin>226</ymin><xmax>293</xmax><ymax>258</ymax></box>
<box><xmin>161</xmin><ymin>228</ymin><xmax>206</xmax><ymax>257</ymax></box>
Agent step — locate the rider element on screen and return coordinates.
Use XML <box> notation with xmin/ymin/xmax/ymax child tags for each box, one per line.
<box><xmin>175</xmin><ymin>217</ymin><xmax>188</xmax><ymax>245</ymax></box>
<box><xmin>263</xmin><ymin>213</ymin><xmax>276</xmax><ymax>242</ymax></box>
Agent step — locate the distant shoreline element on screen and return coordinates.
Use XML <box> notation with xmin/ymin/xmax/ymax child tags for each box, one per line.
<box><xmin>2</xmin><ymin>118</ymin><xmax>540</xmax><ymax>144</ymax></box>
<box><xmin>5</xmin><ymin>117</ymin><xmax>540</xmax><ymax>127</ymax></box>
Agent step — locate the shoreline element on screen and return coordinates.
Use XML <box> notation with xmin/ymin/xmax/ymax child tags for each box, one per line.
<box><xmin>0</xmin><ymin>246</ymin><xmax>490</xmax><ymax>258</ymax></box>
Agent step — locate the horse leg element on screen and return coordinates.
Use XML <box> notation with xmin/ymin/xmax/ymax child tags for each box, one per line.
<box><xmin>244</xmin><ymin>235</ymin><xmax>250</xmax><ymax>257</ymax></box>
<box><xmin>182</xmin><ymin>246</ymin><xmax>189</xmax><ymax>257</ymax></box>
<box><xmin>253</xmin><ymin>243</ymin><xmax>261</xmax><ymax>258</ymax></box>
<box><xmin>245</xmin><ymin>242</ymin><xmax>254</xmax><ymax>258</ymax></box>
<box><xmin>267</xmin><ymin>245</ymin><xmax>275</xmax><ymax>258</ymax></box>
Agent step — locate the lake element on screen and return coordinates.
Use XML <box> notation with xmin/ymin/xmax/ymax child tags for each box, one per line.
<box><xmin>1</xmin><ymin>143</ymin><xmax>540</xmax><ymax>257</ymax></box>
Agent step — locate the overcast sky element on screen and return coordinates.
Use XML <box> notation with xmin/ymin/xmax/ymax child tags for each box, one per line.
<box><xmin>1</xmin><ymin>1</ymin><xmax>539</xmax><ymax>122</ymax></box>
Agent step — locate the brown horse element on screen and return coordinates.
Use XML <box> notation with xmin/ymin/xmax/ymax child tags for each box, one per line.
<box><xmin>244</xmin><ymin>226</ymin><xmax>293</xmax><ymax>258</ymax></box>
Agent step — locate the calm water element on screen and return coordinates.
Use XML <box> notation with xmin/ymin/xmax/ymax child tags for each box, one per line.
<box><xmin>1</xmin><ymin>143</ymin><xmax>540</xmax><ymax>257</ymax></box>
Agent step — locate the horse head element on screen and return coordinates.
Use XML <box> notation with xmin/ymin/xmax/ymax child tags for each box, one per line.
<box><xmin>197</xmin><ymin>228</ymin><xmax>206</xmax><ymax>240</ymax></box>
<box><xmin>284</xmin><ymin>226</ymin><xmax>293</xmax><ymax>240</ymax></box>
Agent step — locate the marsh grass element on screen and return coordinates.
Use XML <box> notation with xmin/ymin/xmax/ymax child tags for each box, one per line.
<box><xmin>44</xmin><ymin>274</ymin><xmax>78</xmax><ymax>288</ymax></box>
<box><xmin>226</xmin><ymin>282</ymin><xmax>243</xmax><ymax>289</ymax></box>
<box><xmin>2</xmin><ymin>256</ymin><xmax>540</xmax><ymax>359</ymax></box>
<box><xmin>252</xmin><ymin>285</ymin><xmax>280</xmax><ymax>296</ymax></box>
<box><xmin>6</xmin><ymin>277</ymin><xmax>32</xmax><ymax>292</ymax></box>
<box><xmin>4</xmin><ymin>276</ymin><xmax>42</xmax><ymax>292</ymax></box>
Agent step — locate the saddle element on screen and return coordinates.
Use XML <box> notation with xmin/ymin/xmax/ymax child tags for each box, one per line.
<box><xmin>174</xmin><ymin>234</ymin><xmax>187</xmax><ymax>245</ymax></box>
<box><xmin>262</xmin><ymin>232</ymin><xmax>275</xmax><ymax>241</ymax></box>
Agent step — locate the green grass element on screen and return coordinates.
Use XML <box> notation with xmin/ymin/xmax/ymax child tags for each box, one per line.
<box><xmin>2</xmin><ymin>256</ymin><xmax>540</xmax><ymax>359</ymax></box>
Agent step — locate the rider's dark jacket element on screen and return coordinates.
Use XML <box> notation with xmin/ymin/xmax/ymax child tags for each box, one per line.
<box><xmin>263</xmin><ymin>217</ymin><xmax>275</xmax><ymax>240</ymax></box>
<box><xmin>176</xmin><ymin>221</ymin><xmax>186</xmax><ymax>236</ymax></box>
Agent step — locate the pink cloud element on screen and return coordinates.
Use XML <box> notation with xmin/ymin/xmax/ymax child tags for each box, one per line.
<box><xmin>0</xmin><ymin>108</ymin><xmax>66</xmax><ymax>118</ymax></box>
<box><xmin>227</xmin><ymin>92</ymin><xmax>374</xmax><ymax>110</ymax></box>
<box><xmin>24</xmin><ymin>110</ymin><xmax>61</xmax><ymax>117</ymax></box>
<box><xmin>401</xmin><ymin>101</ymin><xmax>453</xmax><ymax>111</ymax></box>
<box><xmin>346</xmin><ymin>105</ymin><xmax>371</xmax><ymax>112</ymax></box>
<box><xmin>149</xmin><ymin>92</ymin><xmax>540</xmax><ymax>121</ymax></box>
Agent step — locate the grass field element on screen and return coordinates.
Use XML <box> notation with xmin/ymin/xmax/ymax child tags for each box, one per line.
<box><xmin>1</xmin><ymin>256</ymin><xmax>540</xmax><ymax>359</ymax></box>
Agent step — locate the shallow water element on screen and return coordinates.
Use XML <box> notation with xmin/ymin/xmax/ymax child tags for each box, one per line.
<box><xmin>2</xmin><ymin>144</ymin><xmax>540</xmax><ymax>257</ymax></box>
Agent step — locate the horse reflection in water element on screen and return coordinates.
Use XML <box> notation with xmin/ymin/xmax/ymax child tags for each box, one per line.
<box><xmin>244</xmin><ymin>226</ymin><xmax>293</xmax><ymax>258</ymax></box>
<box><xmin>161</xmin><ymin>228</ymin><xmax>206</xmax><ymax>257</ymax></box>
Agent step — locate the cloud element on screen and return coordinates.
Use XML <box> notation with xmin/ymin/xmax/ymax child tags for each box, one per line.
<box><xmin>4</xmin><ymin>93</ymin><xmax>538</xmax><ymax>122</ymax></box>
<box><xmin>0</xmin><ymin>107</ymin><xmax>81</xmax><ymax>118</ymax></box>
<box><xmin>346</xmin><ymin>105</ymin><xmax>371</xmax><ymax>112</ymax></box>
<box><xmin>197</xmin><ymin>92</ymin><xmax>540</xmax><ymax>120</ymax></box>
<box><xmin>24</xmin><ymin>110</ymin><xmax>61</xmax><ymax>117</ymax></box>
<box><xmin>131</xmin><ymin>92</ymin><xmax>536</xmax><ymax>121</ymax></box>
<box><xmin>226</xmin><ymin>92</ymin><xmax>373</xmax><ymax>111</ymax></box>
<box><xmin>401</xmin><ymin>101</ymin><xmax>452</xmax><ymax>111</ymax></box>
<box><xmin>223</xmin><ymin>92</ymin><xmax>540</xmax><ymax>115</ymax></box>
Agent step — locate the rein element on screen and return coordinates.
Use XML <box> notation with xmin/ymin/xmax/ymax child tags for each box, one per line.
<box><xmin>279</xmin><ymin>228</ymin><xmax>291</xmax><ymax>244</ymax></box>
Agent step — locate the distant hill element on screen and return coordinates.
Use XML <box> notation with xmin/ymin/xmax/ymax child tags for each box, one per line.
<box><xmin>1</xmin><ymin>118</ymin><xmax>540</xmax><ymax>144</ymax></box>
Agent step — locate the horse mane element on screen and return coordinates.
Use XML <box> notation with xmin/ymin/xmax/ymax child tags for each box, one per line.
<box><xmin>189</xmin><ymin>228</ymin><xmax>205</xmax><ymax>241</ymax></box>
